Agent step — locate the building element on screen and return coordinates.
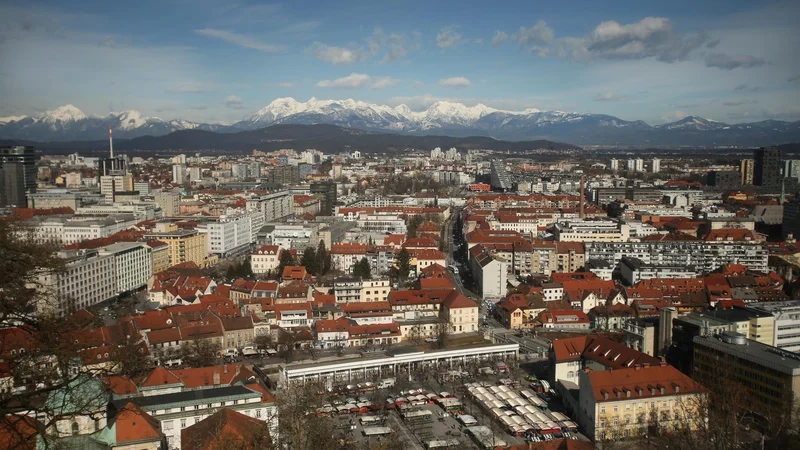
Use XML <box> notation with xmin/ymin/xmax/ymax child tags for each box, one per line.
<box><xmin>610</xmin><ymin>159</ymin><xmax>619</xmax><ymax>171</ymax></box>
<box><xmin>693</xmin><ymin>332</ymin><xmax>800</xmax><ymax>426</ymax></box>
<box><xmin>182</xmin><ymin>408</ymin><xmax>271</xmax><ymax>450</ymax></box>
<box><xmin>623</xmin><ymin>317</ymin><xmax>660</xmax><ymax>357</ymax></box>
<box><xmin>251</xmin><ymin>245</ymin><xmax>282</xmax><ymax>275</ymax></box>
<box><xmin>707</xmin><ymin>170</ymin><xmax>741</xmax><ymax>189</ymax></box>
<box><xmin>747</xmin><ymin>300</ymin><xmax>800</xmax><ymax>352</ymax></box>
<box><xmin>490</xmin><ymin>160</ymin><xmax>512</xmax><ymax>191</ymax></box>
<box><xmin>334</xmin><ymin>277</ymin><xmax>363</xmax><ymax>303</ymax></box>
<box><xmin>740</xmin><ymin>158</ymin><xmax>755</xmax><ymax>185</ymax></box>
<box><xmin>154</xmin><ymin>190</ymin><xmax>181</xmax><ymax>217</ymax></box>
<box><xmin>246</xmin><ymin>190</ymin><xmax>293</xmax><ymax>222</ymax></box>
<box><xmin>269</xmin><ymin>165</ymin><xmax>299</xmax><ymax>185</ymax></box>
<box><xmin>361</xmin><ymin>278</ymin><xmax>391</xmax><ymax>303</ymax></box>
<box><xmin>469</xmin><ymin>245</ymin><xmax>508</xmax><ymax>299</ymax></box>
<box><xmin>25</xmin><ymin>214</ymin><xmax>139</xmax><ymax>245</ymax></box>
<box><xmin>576</xmin><ymin>364</ymin><xmax>707</xmax><ymax>442</ymax></box>
<box><xmin>651</xmin><ymin>158</ymin><xmax>661</xmax><ymax>174</ymax></box>
<box><xmin>355</xmin><ymin>213</ymin><xmax>408</xmax><ymax>234</ymax></box>
<box><xmin>99</xmin><ymin>174</ymin><xmax>135</xmax><ymax>202</ymax></box>
<box><xmin>549</xmin><ymin>335</ymin><xmax>661</xmax><ymax>387</ymax></box>
<box><xmin>442</xmin><ymin>291</ymin><xmax>479</xmax><ymax>334</ymax></box>
<box><xmin>619</xmin><ymin>257</ymin><xmax>698</xmax><ymax>285</ymax></box>
<box><xmin>553</xmin><ymin>219</ymin><xmax>631</xmax><ymax>243</ymax></box>
<box><xmin>144</xmin><ymin>223</ymin><xmax>209</xmax><ymax>267</ymax></box>
<box><xmin>785</xmin><ymin>160</ymin><xmax>800</xmax><ymax>180</ymax></box>
<box><xmin>200</xmin><ymin>212</ymin><xmax>258</xmax><ymax>258</ymax></box>
<box><xmin>310</xmin><ymin>182</ymin><xmax>337</xmax><ymax>216</ymax></box>
<box><xmin>754</xmin><ymin>147</ymin><xmax>782</xmax><ymax>187</ymax></box>
<box><xmin>98</xmin><ymin>242</ymin><xmax>153</xmax><ymax>295</ymax></box>
<box><xmin>278</xmin><ymin>343</ymin><xmax>519</xmax><ymax>389</ymax></box>
<box><xmin>38</xmin><ymin>249</ymin><xmax>117</xmax><ymax>316</ymax></box>
<box><xmin>0</xmin><ymin>146</ymin><xmax>37</xmax><ymax>207</ymax></box>
<box><xmin>148</xmin><ymin>241</ymin><xmax>171</xmax><ymax>274</ymax></box>
<box><xmin>172</xmin><ymin>164</ymin><xmax>186</xmax><ymax>184</ymax></box>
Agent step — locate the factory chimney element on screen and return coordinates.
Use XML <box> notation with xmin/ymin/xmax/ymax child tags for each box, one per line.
<box><xmin>109</xmin><ymin>126</ymin><xmax>114</xmax><ymax>158</ymax></box>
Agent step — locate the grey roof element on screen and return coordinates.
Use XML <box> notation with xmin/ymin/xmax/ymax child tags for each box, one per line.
<box><xmin>693</xmin><ymin>334</ymin><xmax>800</xmax><ymax>376</ymax></box>
<box><xmin>112</xmin><ymin>385</ymin><xmax>259</xmax><ymax>411</ymax></box>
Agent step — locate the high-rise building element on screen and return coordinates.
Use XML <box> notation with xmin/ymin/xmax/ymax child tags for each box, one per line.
<box><xmin>610</xmin><ymin>159</ymin><xmax>619</xmax><ymax>171</ymax></box>
<box><xmin>0</xmin><ymin>162</ymin><xmax>26</xmax><ymax>207</ymax></box>
<box><xmin>172</xmin><ymin>164</ymin><xmax>186</xmax><ymax>184</ymax></box>
<box><xmin>740</xmin><ymin>159</ymin><xmax>755</xmax><ymax>185</ymax></box>
<box><xmin>651</xmin><ymin>158</ymin><xmax>661</xmax><ymax>173</ymax></box>
<box><xmin>754</xmin><ymin>147</ymin><xmax>782</xmax><ymax>187</ymax></box>
<box><xmin>269</xmin><ymin>165</ymin><xmax>299</xmax><ymax>185</ymax></box>
<box><xmin>490</xmin><ymin>159</ymin><xmax>511</xmax><ymax>191</ymax></box>
<box><xmin>98</xmin><ymin>156</ymin><xmax>127</xmax><ymax>177</ymax></box>
<box><xmin>626</xmin><ymin>159</ymin><xmax>636</xmax><ymax>172</ymax></box>
<box><xmin>188</xmin><ymin>166</ymin><xmax>202</xmax><ymax>181</ymax></box>
<box><xmin>0</xmin><ymin>146</ymin><xmax>37</xmax><ymax>206</ymax></box>
<box><xmin>634</xmin><ymin>158</ymin><xmax>644</xmax><ymax>172</ymax></box>
<box><xmin>99</xmin><ymin>174</ymin><xmax>134</xmax><ymax>202</ymax></box>
<box><xmin>231</xmin><ymin>163</ymin><xmax>249</xmax><ymax>180</ymax></box>
<box><xmin>310</xmin><ymin>182</ymin><xmax>338</xmax><ymax>216</ymax></box>
<box><xmin>783</xmin><ymin>160</ymin><xmax>800</xmax><ymax>180</ymax></box>
<box><xmin>154</xmin><ymin>190</ymin><xmax>181</xmax><ymax>217</ymax></box>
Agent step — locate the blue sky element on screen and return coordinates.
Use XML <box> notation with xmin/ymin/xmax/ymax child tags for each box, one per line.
<box><xmin>0</xmin><ymin>0</ymin><xmax>798</xmax><ymax>125</ymax></box>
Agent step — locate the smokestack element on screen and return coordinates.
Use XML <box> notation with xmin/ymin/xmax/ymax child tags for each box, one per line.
<box><xmin>109</xmin><ymin>126</ymin><xmax>114</xmax><ymax>158</ymax></box>
<box><xmin>579</xmin><ymin>175</ymin><xmax>585</xmax><ymax>219</ymax></box>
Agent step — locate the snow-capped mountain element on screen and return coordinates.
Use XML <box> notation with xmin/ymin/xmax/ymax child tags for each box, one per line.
<box><xmin>0</xmin><ymin>105</ymin><xmax>217</xmax><ymax>141</ymax></box>
<box><xmin>2</xmin><ymin>98</ymin><xmax>799</xmax><ymax>146</ymax></box>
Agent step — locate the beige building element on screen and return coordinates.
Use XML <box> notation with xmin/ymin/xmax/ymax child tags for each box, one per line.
<box><xmin>577</xmin><ymin>364</ymin><xmax>707</xmax><ymax>442</ymax></box>
<box><xmin>361</xmin><ymin>278</ymin><xmax>391</xmax><ymax>302</ymax></box>
<box><xmin>148</xmin><ymin>241</ymin><xmax>171</xmax><ymax>274</ymax></box>
<box><xmin>557</xmin><ymin>242</ymin><xmax>586</xmax><ymax>272</ymax></box>
<box><xmin>154</xmin><ymin>189</ymin><xmax>181</xmax><ymax>217</ymax></box>
<box><xmin>740</xmin><ymin>158</ymin><xmax>755</xmax><ymax>185</ymax></box>
<box><xmin>99</xmin><ymin>174</ymin><xmax>134</xmax><ymax>202</ymax></box>
<box><xmin>251</xmin><ymin>245</ymin><xmax>282</xmax><ymax>274</ymax></box>
<box><xmin>144</xmin><ymin>223</ymin><xmax>209</xmax><ymax>267</ymax></box>
<box><xmin>442</xmin><ymin>291</ymin><xmax>479</xmax><ymax>334</ymax></box>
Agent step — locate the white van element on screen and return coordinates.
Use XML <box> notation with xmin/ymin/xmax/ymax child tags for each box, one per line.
<box><xmin>223</xmin><ymin>348</ymin><xmax>240</xmax><ymax>358</ymax></box>
<box><xmin>241</xmin><ymin>346</ymin><xmax>259</xmax><ymax>357</ymax></box>
<box><xmin>378</xmin><ymin>378</ymin><xmax>396</xmax><ymax>389</ymax></box>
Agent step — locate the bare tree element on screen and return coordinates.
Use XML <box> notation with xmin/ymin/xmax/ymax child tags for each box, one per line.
<box><xmin>269</xmin><ymin>382</ymin><xmax>339</xmax><ymax>450</ymax></box>
<box><xmin>433</xmin><ymin>316</ymin><xmax>451</xmax><ymax>349</ymax></box>
<box><xmin>179</xmin><ymin>340</ymin><xmax>221</xmax><ymax>368</ymax></box>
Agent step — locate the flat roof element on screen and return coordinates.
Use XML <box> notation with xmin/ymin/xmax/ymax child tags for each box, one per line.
<box><xmin>693</xmin><ymin>335</ymin><xmax>800</xmax><ymax>376</ymax></box>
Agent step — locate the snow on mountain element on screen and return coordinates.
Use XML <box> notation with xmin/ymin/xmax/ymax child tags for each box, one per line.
<box><xmin>111</xmin><ymin>110</ymin><xmax>150</xmax><ymax>131</ymax></box>
<box><xmin>0</xmin><ymin>115</ymin><xmax>27</xmax><ymax>125</ymax></box>
<box><xmin>657</xmin><ymin>116</ymin><xmax>726</xmax><ymax>131</ymax></box>
<box><xmin>39</xmin><ymin>105</ymin><xmax>87</xmax><ymax>124</ymax></box>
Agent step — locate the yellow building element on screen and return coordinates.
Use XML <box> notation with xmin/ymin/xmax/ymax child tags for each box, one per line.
<box><xmin>577</xmin><ymin>364</ymin><xmax>707</xmax><ymax>442</ymax></box>
<box><xmin>442</xmin><ymin>290</ymin><xmax>479</xmax><ymax>334</ymax></box>
<box><xmin>147</xmin><ymin>241</ymin><xmax>171</xmax><ymax>274</ymax></box>
<box><xmin>144</xmin><ymin>223</ymin><xmax>209</xmax><ymax>268</ymax></box>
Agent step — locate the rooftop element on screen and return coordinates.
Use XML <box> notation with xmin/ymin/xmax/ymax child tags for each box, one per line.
<box><xmin>693</xmin><ymin>333</ymin><xmax>800</xmax><ymax>376</ymax></box>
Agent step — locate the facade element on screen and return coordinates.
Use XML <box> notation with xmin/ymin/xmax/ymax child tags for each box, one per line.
<box><xmin>246</xmin><ymin>190</ymin><xmax>294</xmax><ymax>222</ymax></box>
<box><xmin>269</xmin><ymin>165</ymin><xmax>299</xmax><ymax>185</ymax></box>
<box><xmin>201</xmin><ymin>212</ymin><xmax>257</xmax><ymax>257</ymax></box>
<box><xmin>754</xmin><ymin>147</ymin><xmax>782</xmax><ymax>187</ymax></box>
<box><xmin>334</xmin><ymin>277</ymin><xmax>363</xmax><ymax>303</ymax></box>
<box><xmin>149</xmin><ymin>241</ymin><xmax>171</xmax><ymax>274</ymax></box>
<box><xmin>619</xmin><ymin>257</ymin><xmax>698</xmax><ymax>285</ymax></box>
<box><xmin>251</xmin><ymin>245</ymin><xmax>282</xmax><ymax>274</ymax></box>
<box><xmin>740</xmin><ymin>159</ymin><xmax>755</xmax><ymax>185</ymax></box>
<box><xmin>553</xmin><ymin>219</ymin><xmax>631</xmax><ymax>243</ymax></box>
<box><xmin>442</xmin><ymin>291</ymin><xmax>479</xmax><ymax>334</ymax></box>
<box><xmin>171</xmin><ymin>164</ymin><xmax>186</xmax><ymax>184</ymax></box>
<box><xmin>99</xmin><ymin>174</ymin><xmax>134</xmax><ymax>202</ymax></box>
<box><xmin>469</xmin><ymin>246</ymin><xmax>508</xmax><ymax>299</ymax></box>
<box><xmin>26</xmin><ymin>190</ymin><xmax>81</xmax><ymax>210</ymax></box>
<box><xmin>310</xmin><ymin>182</ymin><xmax>338</xmax><ymax>216</ymax></box>
<box><xmin>361</xmin><ymin>278</ymin><xmax>391</xmax><ymax>303</ymax></box>
<box><xmin>623</xmin><ymin>317</ymin><xmax>659</xmax><ymax>357</ymax></box>
<box><xmin>154</xmin><ymin>190</ymin><xmax>181</xmax><ymax>217</ymax></box>
<box><xmin>355</xmin><ymin>214</ymin><xmax>408</xmax><ymax>234</ymax></box>
<box><xmin>0</xmin><ymin>146</ymin><xmax>37</xmax><ymax>206</ymax></box>
<box><xmin>144</xmin><ymin>224</ymin><xmax>209</xmax><ymax>267</ymax></box>
<box><xmin>25</xmin><ymin>214</ymin><xmax>139</xmax><ymax>245</ymax></box>
<box><xmin>98</xmin><ymin>242</ymin><xmax>153</xmax><ymax>295</ymax></box>
<box><xmin>746</xmin><ymin>301</ymin><xmax>800</xmax><ymax>352</ymax></box>
<box><xmin>38</xmin><ymin>249</ymin><xmax>117</xmax><ymax>316</ymax></box>
<box><xmin>693</xmin><ymin>332</ymin><xmax>800</xmax><ymax>424</ymax></box>
<box><xmin>576</xmin><ymin>364</ymin><xmax>707</xmax><ymax>442</ymax></box>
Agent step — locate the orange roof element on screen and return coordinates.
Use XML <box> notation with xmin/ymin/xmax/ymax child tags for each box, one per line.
<box><xmin>551</xmin><ymin>335</ymin><xmax>661</xmax><ymax>370</ymax></box>
<box><xmin>588</xmin><ymin>364</ymin><xmax>706</xmax><ymax>403</ymax></box>
<box><xmin>114</xmin><ymin>402</ymin><xmax>163</xmax><ymax>444</ymax></box>
<box><xmin>282</xmin><ymin>265</ymin><xmax>308</xmax><ymax>280</ymax></box>
<box><xmin>442</xmin><ymin>290</ymin><xmax>477</xmax><ymax>309</ymax></box>
<box><xmin>410</xmin><ymin>248</ymin><xmax>445</xmax><ymax>260</ymax></box>
<box><xmin>0</xmin><ymin>415</ymin><xmax>41</xmax><ymax>450</ymax></box>
<box><xmin>105</xmin><ymin>376</ymin><xmax>139</xmax><ymax>396</ymax></box>
<box><xmin>140</xmin><ymin>367</ymin><xmax>181</xmax><ymax>387</ymax></box>
<box><xmin>403</xmin><ymin>237</ymin><xmax>439</xmax><ymax>248</ymax></box>
<box><xmin>332</xmin><ymin>243</ymin><xmax>368</xmax><ymax>254</ymax></box>
<box><xmin>181</xmin><ymin>408</ymin><xmax>271</xmax><ymax>450</ymax></box>
<box><xmin>420</xmin><ymin>277</ymin><xmax>455</xmax><ymax>290</ymax></box>
<box><xmin>705</xmin><ymin>229</ymin><xmax>755</xmax><ymax>242</ymax></box>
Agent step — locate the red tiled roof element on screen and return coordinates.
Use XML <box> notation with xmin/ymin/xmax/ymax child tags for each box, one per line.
<box><xmin>140</xmin><ymin>367</ymin><xmax>181</xmax><ymax>387</ymax></box>
<box><xmin>588</xmin><ymin>364</ymin><xmax>706</xmax><ymax>403</ymax></box>
<box><xmin>442</xmin><ymin>290</ymin><xmax>477</xmax><ymax>309</ymax></box>
<box><xmin>114</xmin><ymin>402</ymin><xmax>163</xmax><ymax>444</ymax></box>
<box><xmin>181</xmin><ymin>408</ymin><xmax>270</xmax><ymax>450</ymax></box>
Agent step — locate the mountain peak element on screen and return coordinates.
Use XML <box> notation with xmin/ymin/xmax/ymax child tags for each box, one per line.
<box><xmin>41</xmin><ymin>104</ymin><xmax>86</xmax><ymax>123</ymax></box>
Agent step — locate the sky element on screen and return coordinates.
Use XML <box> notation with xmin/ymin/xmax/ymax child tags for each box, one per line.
<box><xmin>0</xmin><ymin>0</ymin><xmax>798</xmax><ymax>125</ymax></box>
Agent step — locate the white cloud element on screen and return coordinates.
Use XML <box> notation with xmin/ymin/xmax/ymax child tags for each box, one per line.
<box><xmin>491</xmin><ymin>31</ymin><xmax>508</xmax><ymax>47</ymax></box>
<box><xmin>194</xmin><ymin>28</ymin><xmax>285</xmax><ymax>52</ymax></box>
<box><xmin>224</xmin><ymin>95</ymin><xmax>244</xmax><ymax>109</ymax></box>
<box><xmin>705</xmin><ymin>53</ymin><xmax>766</xmax><ymax>70</ymax></box>
<box><xmin>278</xmin><ymin>82</ymin><xmax>294</xmax><ymax>88</ymax></box>
<box><xmin>307</xmin><ymin>42</ymin><xmax>369</xmax><ymax>64</ymax></box>
<box><xmin>367</xmin><ymin>28</ymin><xmax>422</xmax><ymax>62</ymax></box>
<box><xmin>594</xmin><ymin>92</ymin><xmax>629</xmax><ymax>101</ymax></box>
<box><xmin>437</xmin><ymin>76</ymin><xmax>472</xmax><ymax>88</ymax></box>
<box><xmin>190</xmin><ymin>105</ymin><xmax>207</xmax><ymax>110</ymax></box>
<box><xmin>511</xmin><ymin>21</ymin><xmax>554</xmax><ymax>56</ymax></box>
<box><xmin>316</xmin><ymin>73</ymin><xmax>398</xmax><ymax>89</ymax></box>
<box><xmin>436</xmin><ymin>25</ymin><xmax>465</xmax><ymax>49</ymax></box>
<box><xmin>474</xmin><ymin>38</ymin><xmax>484</xmax><ymax>45</ymax></box>
<box><xmin>165</xmin><ymin>85</ymin><xmax>211</xmax><ymax>93</ymax></box>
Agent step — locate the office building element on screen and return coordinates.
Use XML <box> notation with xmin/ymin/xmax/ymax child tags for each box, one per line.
<box><xmin>310</xmin><ymin>182</ymin><xmax>337</xmax><ymax>216</ymax></box>
<box><xmin>188</xmin><ymin>166</ymin><xmax>202</xmax><ymax>181</ymax></box>
<box><xmin>0</xmin><ymin>146</ymin><xmax>37</xmax><ymax>206</ymax></box>
<box><xmin>747</xmin><ymin>300</ymin><xmax>800</xmax><ymax>352</ymax></box>
<box><xmin>246</xmin><ymin>190</ymin><xmax>293</xmax><ymax>222</ymax></box>
<box><xmin>144</xmin><ymin>223</ymin><xmax>209</xmax><ymax>267</ymax></box>
<box><xmin>693</xmin><ymin>332</ymin><xmax>800</xmax><ymax>424</ymax></box>
<box><xmin>708</xmin><ymin>170</ymin><xmax>742</xmax><ymax>189</ymax></box>
<box><xmin>784</xmin><ymin>160</ymin><xmax>800</xmax><ymax>180</ymax></box>
<box><xmin>26</xmin><ymin>190</ymin><xmax>81</xmax><ymax>210</ymax></box>
<box><xmin>99</xmin><ymin>174</ymin><xmax>134</xmax><ymax>202</ymax></box>
<box><xmin>97</xmin><ymin>242</ymin><xmax>153</xmax><ymax>295</ymax></box>
<box><xmin>24</xmin><ymin>214</ymin><xmax>139</xmax><ymax>245</ymax></box>
<box><xmin>610</xmin><ymin>159</ymin><xmax>619</xmax><ymax>171</ymax></box>
<box><xmin>754</xmin><ymin>147</ymin><xmax>782</xmax><ymax>187</ymax></box>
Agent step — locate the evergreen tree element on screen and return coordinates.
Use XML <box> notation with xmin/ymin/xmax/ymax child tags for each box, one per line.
<box><xmin>277</xmin><ymin>250</ymin><xmax>295</xmax><ymax>277</ymax></box>
<box><xmin>396</xmin><ymin>248</ymin><xmax>411</xmax><ymax>279</ymax></box>
<box><xmin>316</xmin><ymin>240</ymin><xmax>328</xmax><ymax>275</ymax></box>
<box><xmin>301</xmin><ymin>247</ymin><xmax>318</xmax><ymax>275</ymax></box>
<box><xmin>353</xmin><ymin>257</ymin><xmax>371</xmax><ymax>279</ymax></box>
<box><xmin>406</xmin><ymin>215</ymin><xmax>424</xmax><ymax>238</ymax></box>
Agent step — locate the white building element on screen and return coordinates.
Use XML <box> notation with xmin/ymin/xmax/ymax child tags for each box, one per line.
<box><xmin>98</xmin><ymin>242</ymin><xmax>153</xmax><ymax>295</ymax></box>
<box><xmin>652</xmin><ymin>158</ymin><xmax>661</xmax><ymax>173</ymax></box>
<box><xmin>748</xmin><ymin>301</ymin><xmax>800</xmax><ymax>352</ymax></box>
<box><xmin>246</xmin><ymin>190</ymin><xmax>294</xmax><ymax>222</ymax></box>
<box><xmin>38</xmin><ymin>249</ymin><xmax>117</xmax><ymax>316</ymax></box>
<box><xmin>199</xmin><ymin>211</ymin><xmax>258</xmax><ymax>257</ymax></box>
<box><xmin>76</xmin><ymin>203</ymin><xmax>161</xmax><ymax>221</ymax></box>
<box><xmin>172</xmin><ymin>164</ymin><xmax>186</xmax><ymax>184</ymax></box>
<box><xmin>553</xmin><ymin>219</ymin><xmax>631</xmax><ymax>243</ymax></box>
<box><xmin>251</xmin><ymin>245</ymin><xmax>282</xmax><ymax>274</ymax></box>
<box><xmin>154</xmin><ymin>190</ymin><xmax>181</xmax><ymax>217</ymax></box>
<box><xmin>25</xmin><ymin>214</ymin><xmax>139</xmax><ymax>245</ymax></box>
<box><xmin>99</xmin><ymin>174</ymin><xmax>133</xmax><ymax>202</ymax></box>
<box><xmin>610</xmin><ymin>159</ymin><xmax>619</xmax><ymax>171</ymax></box>
<box><xmin>470</xmin><ymin>246</ymin><xmax>508</xmax><ymax>299</ymax></box>
<box><xmin>355</xmin><ymin>213</ymin><xmax>408</xmax><ymax>234</ymax></box>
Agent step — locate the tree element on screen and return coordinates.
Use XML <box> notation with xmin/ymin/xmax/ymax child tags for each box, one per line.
<box><xmin>406</xmin><ymin>214</ymin><xmax>425</xmax><ymax>238</ymax></box>
<box><xmin>352</xmin><ymin>257</ymin><xmax>371</xmax><ymax>279</ymax></box>
<box><xmin>396</xmin><ymin>248</ymin><xmax>411</xmax><ymax>279</ymax></box>
<box><xmin>270</xmin><ymin>383</ymin><xmax>337</xmax><ymax>450</ymax></box>
<box><xmin>277</xmin><ymin>250</ymin><xmax>296</xmax><ymax>277</ymax></box>
<box><xmin>253</xmin><ymin>333</ymin><xmax>274</xmax><ymax>352</ymax></box>
<box><xmin>0</xmin><ymin>220</ymin><xmax>123</xmax><ymax>450</ymax></box>
<box><xmin>315</xmin><ymin>240</ymin><xmax>329</xmax><ymax>275</ymax></box>
<box><xmin>300</xmin><ymin>247</ymin><xmax>319</xmax><ymax>275</ymax></box>
<box><xmin>434</xmin><ymin>315</ymin><xmax>451</xmax><ymax>349</ymax></box>
<box><xmin>179</xmin><ymin>340</ymin><xmax>221</xmax><ymax>368</ymax></box>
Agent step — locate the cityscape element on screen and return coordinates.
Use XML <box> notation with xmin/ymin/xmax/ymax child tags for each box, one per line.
<box><xmin>1</xmin><ymin>1</ymin><xmax>800</xmax><ymax>450</ymax></box>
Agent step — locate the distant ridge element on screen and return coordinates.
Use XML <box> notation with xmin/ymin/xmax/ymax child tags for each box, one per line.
<box><xmin>2</xmin><ymin>98</ymin><xmax>799</xmax><ymax>146</ymax></box>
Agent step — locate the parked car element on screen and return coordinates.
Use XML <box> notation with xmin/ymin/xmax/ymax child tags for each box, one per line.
<box><xmin>223</xmin><ymin>348</ymin><xmax>240</xmax><ymax>358</ymax></box>
<box><xmin>241</xmin><ymin>346</ymin><xmax>259</xmax><ymax>357</ymax></box>
<box><xmin>424</xmin><ymin>337</ymin><xmax>439</xmax><ymax>343</ymax></box>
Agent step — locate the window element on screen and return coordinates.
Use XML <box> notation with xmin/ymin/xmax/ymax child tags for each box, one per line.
<box><xmin>613</xmin><ymin>405</ymin><xmax>618</xmax><ymax>412</ymax></box>
<box><xmin>180</xmin><ymin>419</ymin><xmax>186</xmax><ymax>428</ymax></box>
<box><xmin>256</xmin><ymin>409</ymin><xmax>262</xmax><ymax>418</ymax></box>
<box><xmin>71</xmin><ymin>422</ymin><xmax>79</xmax><ymax>436</ymax></box>
<box><xmin>626</xmin><ymin>403</ymin><xmax>631</xmax><ymax>411</ymax></box>
<box><xmin>613</xmin><ymin>417</ymin><xmax>619</xmax><ymax>426</ymax></box>
<box><xmin>600</xmin><ymin>406</ymin><xmax>606</xmax><ymax>414</ymax></box>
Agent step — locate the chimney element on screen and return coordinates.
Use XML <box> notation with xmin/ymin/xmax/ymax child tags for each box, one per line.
<box><xmin>213</xmin><ymin>371</ymin><xmax>220</xmax><ymax>385</ymax></box>
<box><xmin>579</xmin><ymin>175</ymin><xmax>585</xmax><ymax>219</ymax></box>
<box><xmin>634</xmin><ymin>364</ymin><xmax>641</xmax><ymax>371</ymax></box>
<box><xmin>109</xmin><ymin>126</ymin><xmax>114</xmax><ymax>159</ymax></box>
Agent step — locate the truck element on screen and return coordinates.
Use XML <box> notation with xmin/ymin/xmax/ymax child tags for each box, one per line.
<box><xmin>378</xmin><ymin>378</ymin><xmax>396</xmax><ymax>389</ymax></box>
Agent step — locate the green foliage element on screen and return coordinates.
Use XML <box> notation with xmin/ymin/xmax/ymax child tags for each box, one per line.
<box><xmin>300</xmin><ymin>247</ymin><xmax>319</xmax><ymax>275</ymax></box>
<box><xmin>277</xmin><ymin>250</ymin><xmax>296</xmax><ymax>277</ymax></box>
<box><xmin>352</xmin><ymin>257</ymin><xmax>371</xmax><ymax>279</ymax></box>
<box><xmin>316</xmin><ymin>240</ymin><xmax>329</xmax><ymax>275</ymax></box>
<box><xmin>396</xmin><ymin>247</ymin><xmax>411</xmax><ymax>279</ymax></box>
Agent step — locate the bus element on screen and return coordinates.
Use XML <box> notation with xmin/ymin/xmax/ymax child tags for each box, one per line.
<box><xmin>362</xmin><ymin>426</ymin><xmax>393</xmax><ymax>437</ymax></box>
<box><xmin>359</xmin><ymin>415</ymin><xmax>385</xmax><ymax>426</ymax></box>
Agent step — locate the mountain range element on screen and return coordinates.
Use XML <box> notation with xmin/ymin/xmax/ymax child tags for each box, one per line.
<box><xmin>1</xmin><ymin>98</ymin><xmax>799</xmax><ymax>146</ymax></box>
